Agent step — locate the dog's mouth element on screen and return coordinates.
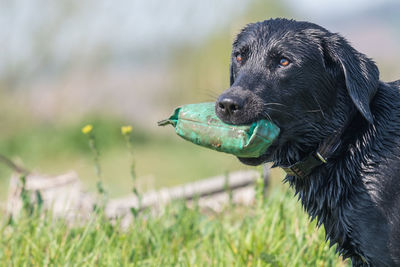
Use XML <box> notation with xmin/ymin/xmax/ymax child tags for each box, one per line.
<box><xmin>215</xmin><ymin>99</ymin><xmax>282</xmax><ymax>166</ymax></box>
<box><xmin>237</xmin><ymin>138</ymin><xmax>279</xmax><ymax>166</ymax></box>
<box><xmin>235</xmin><ymin>118</ymin><xmax>282</xmax><ymax>166</ymax></box>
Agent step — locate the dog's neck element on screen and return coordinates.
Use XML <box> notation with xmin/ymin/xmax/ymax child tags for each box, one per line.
<box><xmin>272</xmin><ymin>87</ymin><xmax>360</xmax><ymax>168</ymax></box>
<box><xmin>271</xmin><ymin>95</ymin><xmax>375</xmax><ymax>261</ymax></box>
<box><xmin>278</xmin><ymin>109</ymin><xmax>357</xmax><ymax>178</ymax></box>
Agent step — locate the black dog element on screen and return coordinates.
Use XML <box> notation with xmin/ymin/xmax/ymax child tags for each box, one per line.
<box><xmin>216</xmin><ymin>18</ymin><xmax>400</xmax><ymax>266</ymax></box>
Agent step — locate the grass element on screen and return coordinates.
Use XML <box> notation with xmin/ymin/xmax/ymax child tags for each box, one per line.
<box><xmin>0</xmin><ymin>110</ymin><xmax>350</xmax><ymax>266</ymax></box>
<box><xmin>0</xmin><ymin>111</ymin><xmax>352</xmax><ymax>266</ymax></box>
<box><xmin>0</xmin><ymin>100</ymin><xmax>351</xmax><ymax>266</ymax></box>
<box><xmin>0</xmin><ymin>182</ymin><xmax>350</xmax><ymax>266</ymax></box>
<box><xmin>0</xmin><ymin>99</ymin><xmax>350</xmax><ymax>266</ymax></box>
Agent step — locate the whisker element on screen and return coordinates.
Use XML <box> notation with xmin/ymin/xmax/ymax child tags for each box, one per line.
<box><xmin>306</xmin><ymin>109</ymin><xmax>324</xmax><ymax>113</ymax></box>
<box><xmin>262</xmin><ymin>107</ymin><xmax>321</xmax><ymax>132</ymax></box>
<box><xmin>200</xmin><ymin>89</ymin><xmax>221</xmax><ymax>101</ymax></box>
<box><xmin>311</xmin><ymin>94</ymin><xmax>325</xmax><ymax>118</ymax></box>
<box><xmin>262</xmin><ymin>111</ymin><xmax>273</xmax><ymax>122</ymax></box>
<box><xmin>262</xmin><ymin>102</ymin><xmax>288</xmax><ymax>107</ymax></box>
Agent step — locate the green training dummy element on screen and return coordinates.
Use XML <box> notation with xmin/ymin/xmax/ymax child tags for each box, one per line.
<box><xmin>158</xmin><ymin>102</ymin><xmax>280</xmax><ymax>158</ymax></box>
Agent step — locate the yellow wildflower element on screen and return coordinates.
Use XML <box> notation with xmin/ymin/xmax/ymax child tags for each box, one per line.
<box><xmin>121</xmin><ymin>125</ymin><xmax>133</xmax><ymax>135</ymax></box>
<box><xmin>82</xmin><ymin>124</ymin><xmax>93</xmax><ymax>134</ymax></box>
<box><xmin>231</xmin><ymin>243</ymin><xmax>238</xmax><ymax>254</ymax></box>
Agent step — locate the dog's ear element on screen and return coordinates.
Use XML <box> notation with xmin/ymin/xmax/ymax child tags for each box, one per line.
<box><xmin>322</xmin><ymin>34</ymin><xmax>379</xmax><ymax>124</ymax></box>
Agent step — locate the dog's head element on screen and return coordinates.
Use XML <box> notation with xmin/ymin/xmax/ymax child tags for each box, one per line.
<box><xmin>216</xmin><ymin>18</ymin><xmax>379</xmax><ymax>165</ymax></box>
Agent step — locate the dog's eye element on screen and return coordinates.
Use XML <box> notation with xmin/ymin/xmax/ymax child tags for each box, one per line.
<box><xmin>236</xmin><ymin>54</ymin><xmax>243</xmax><ymax>63</ymax></box>
<box><xmin>279</xmin><ymin>58</ymin><xmax>290</xmax><ymax>67</ymax></box>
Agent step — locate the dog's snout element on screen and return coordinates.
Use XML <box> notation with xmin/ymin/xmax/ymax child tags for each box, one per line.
<box><xmin>216</xmin><ymin>94</ymin><xmax>246</xmax><ymax>124</ymax></box>
<box><xmin>217</xmin><ymin>96</ymin><xmax>243</xmax><ymax>116</ymax></box>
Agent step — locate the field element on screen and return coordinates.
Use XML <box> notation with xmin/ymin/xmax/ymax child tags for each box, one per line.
<box><xmin>0</xmin><ymin>179</ymin><xmax>350</xmax><ymax>266</ymax></box>
<box><xmin>0</xmin><ymin>111</ymin><xmax>351</xmax><ymax>266</ymax></box>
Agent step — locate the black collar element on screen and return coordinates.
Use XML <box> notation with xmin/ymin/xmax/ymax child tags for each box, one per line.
<box><xmin>280</xmin><ymin>111</ymin><xmax>356</xmax><ymax>179</ymax></box>
<box><xmin>281</xmin><ymin>151</ymin><xmax>327</xmax><ymax>178</ymax></box>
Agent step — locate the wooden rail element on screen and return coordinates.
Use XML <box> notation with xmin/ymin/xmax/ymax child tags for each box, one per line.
<box><xmin>6</xmin><ymin>169</ymin><xmax>268</xmax><ymax>221</ymax></box>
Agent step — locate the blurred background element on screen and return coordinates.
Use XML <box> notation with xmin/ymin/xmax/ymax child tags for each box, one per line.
<box><xmin>1</xmin><ymin>0</ymin><xmax>399</xmax><ymax>199</ymax></box>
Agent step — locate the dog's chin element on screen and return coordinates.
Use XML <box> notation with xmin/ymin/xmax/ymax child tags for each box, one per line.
<box><xmin>237</xmin><ymin>146</ymin><xmax>276</xmax><ymax>166</ymax></box>
<box><xmin>237</xmin><ymin>156</ymin><xmax>267</xmax><ymax>166</ymax></box>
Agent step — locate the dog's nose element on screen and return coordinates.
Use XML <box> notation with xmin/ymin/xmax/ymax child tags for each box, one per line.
<box><xmin>216</xmin><ymin>95</ymin><xmax>244</xmax><ymax>117</ymax></box>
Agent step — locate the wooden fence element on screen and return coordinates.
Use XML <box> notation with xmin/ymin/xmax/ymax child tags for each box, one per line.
<box><xmin>6</xmin><ymin>168</ymin><xmax>268</xmax><ymax>223</ymax></box>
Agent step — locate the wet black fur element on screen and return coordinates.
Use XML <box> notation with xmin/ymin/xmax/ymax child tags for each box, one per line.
<box><xmin>216</xmin><ymin>19</ymin><xmax>400</xmax><ymax>266</ymax></box>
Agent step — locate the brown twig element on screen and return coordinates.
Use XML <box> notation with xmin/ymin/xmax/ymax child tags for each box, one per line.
<box><xmin>0</xmin><ymin>154</ymin><xmax>29</xmax><ymax>174</ymax></box>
